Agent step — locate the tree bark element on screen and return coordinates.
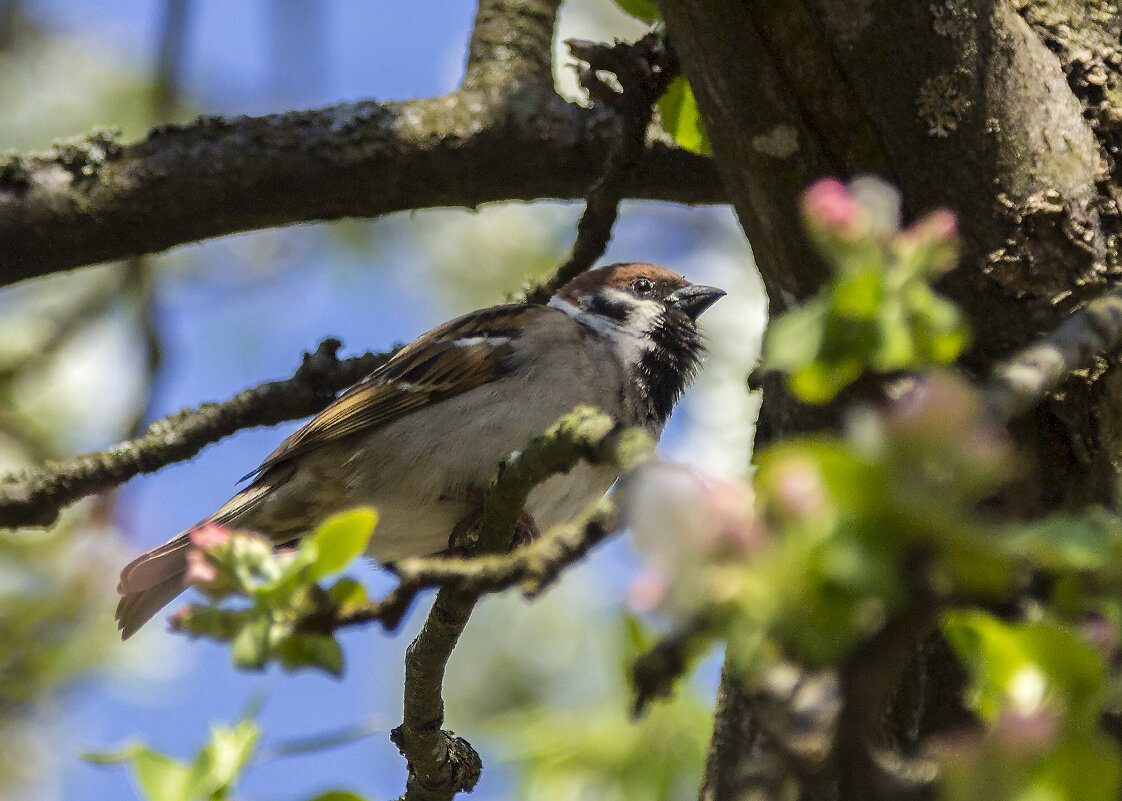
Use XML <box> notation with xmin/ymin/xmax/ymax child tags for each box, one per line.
<box><xmin>659</xmin><ymin>1</ymin><xmax>1122</xmax><ymax>798</ymax></box>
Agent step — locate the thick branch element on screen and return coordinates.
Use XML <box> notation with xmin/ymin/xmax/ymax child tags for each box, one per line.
<box><xmin>0</xmin><ymin>339</ymin><xmax>390</xmax><ymax>528</ymax></box>
<box><xmin>0</xmin><ymin>92</ymin><xmax>719</xmax><ymax>286</ymax></box>
<box><xmin>462</xmin><ymin>0</ymin><xmax>559</xmax><ymax>90</ymax></box>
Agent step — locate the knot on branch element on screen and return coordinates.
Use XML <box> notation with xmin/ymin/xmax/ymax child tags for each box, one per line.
<box><xmin>293</xmin><ymin>337</ymin><xmax>344</xmax><ymax>398</ymax></box>
<box><xmin>390</xmin><ymin>726</ymin><xmax>482</xmax><ymax>800</ymax></box>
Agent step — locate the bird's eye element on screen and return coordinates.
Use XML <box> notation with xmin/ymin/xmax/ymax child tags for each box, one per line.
<box><xmin>631</xmin><ymin>277</ymin><xmax>654</xmax><ymax>296</ymax></box>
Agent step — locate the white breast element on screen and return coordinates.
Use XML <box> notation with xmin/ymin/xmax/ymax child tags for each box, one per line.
<box><xmin>342</xmin><ymin>309</ymin><xmax>641</xmax><ymax>560</ymax></box>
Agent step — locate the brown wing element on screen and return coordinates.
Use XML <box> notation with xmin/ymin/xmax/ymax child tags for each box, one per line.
<box><xmin>245</xmin><ymin>303</ymin><xmax>548</xmax><ymax>479</ymax></box>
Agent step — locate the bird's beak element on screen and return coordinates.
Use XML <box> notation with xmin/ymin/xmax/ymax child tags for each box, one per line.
<box><xmin>667</xmin><ymin>284</ymin><xmax>726</xmax><ymax>320</ymax></box>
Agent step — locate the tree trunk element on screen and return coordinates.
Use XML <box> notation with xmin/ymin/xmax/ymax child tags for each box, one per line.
<box><xmin>658</xmin><ymin>2</ymin><xmax>1122</xmax><ymax>798</ymax></box>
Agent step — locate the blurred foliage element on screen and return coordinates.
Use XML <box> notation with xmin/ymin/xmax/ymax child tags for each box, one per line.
<box><xmin>87</xmin><ymin>716</ymin><xmax>261</xmax><ymax>801</ymax></box>
<box><xmin>611</xmin><ymin>0</ymin><xmax>661</xmax><ymax>24</ymax></box>
<box><xmin>173</xmin><ymin>510</ymin><xmax>378</xmax><ymax>676</ymax></box>
<box><xmin>764</xmin><ymin>177</ymin><xmax>968</xmax><ymax>403</ymax></box>
<box><xmin>0</xmin><ymin>8</ymin><xmax>174</xmax><ymax>149</ymax></box>
<box><xmin>89</xmin><ymin>706</ymin><xmax>379</xmax><ymax>801</ymax></box>
<box><xmin>626</xmin><ymin>177</ymin><xmax>1122</xmax><ymax>801</ymax></box>
<box><xmin>941</xmin><ymin>612</ymin><xmax>1121</xmax><ymax>801</ymax></box>
<box><xmin>0</xmin><ymin>516</ymin><xmax>123</xmax><ymax>791</ymax></box>
<box><xmin>406</xmin><ymin>204</ymin><xmax>575</xmax><ymax>312</ymax></box>
<box><xmin>491</xmin><ymin>688</ymin><xmax>709</xmax><ymax>801</ymax></box>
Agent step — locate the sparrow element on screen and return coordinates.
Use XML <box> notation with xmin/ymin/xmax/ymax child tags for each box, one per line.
<box><xmin>116</xmin><ymin>263</ymin><xmax>724</xmax><ymax>638</ymax></box>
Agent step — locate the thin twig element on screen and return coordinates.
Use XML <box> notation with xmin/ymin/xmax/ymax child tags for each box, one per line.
<box><xmin>522</xmin><ymin>33</ymin><xmax>680</xmax><ymax>304</ymax></box>
<box><xmin>329</xmin><ymin>500</ymin><xmax>619</xmax><ymax>632</ymax></box>
<box><xmin>0</xmin><ymin>339</ymin><xmax>391</xmax><ymax>527</ymax></box>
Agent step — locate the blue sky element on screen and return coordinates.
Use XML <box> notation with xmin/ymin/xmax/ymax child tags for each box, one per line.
<box><xmin>6</xmin><ymin>4</ymin><xmax>762</xmax><ymax>800</ymax></box>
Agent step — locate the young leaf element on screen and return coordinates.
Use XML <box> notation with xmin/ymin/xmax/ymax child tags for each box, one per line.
<box><xmin>305</xmin><ymin>508</ymin><xmax>378</xmax><ymax>580</ymax></box>
<box><xmin>612</xmin><ymin>0</ymin><xmax>661</xmax><ymax>23</ymax></box>
<box><xmin>277</xmin><ymin>634</ymin><xmax>345</xmax><ymax>677</ymax></box>
<box><xmin>193</xmin><ymin>718</ymin><xmax>260</xmax><ymax>796</ymax></box>
<box><xmin>132</xmin><ymin>749</ymin><xmax>195</xmax><ymax>801</ymax></box>
<box><xmin>658</xmin><ymin>76</ymin><xmax>711</xmax><ymax>155</ymax></box>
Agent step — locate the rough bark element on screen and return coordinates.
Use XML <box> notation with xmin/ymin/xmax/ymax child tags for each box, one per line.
<box><xmin>658</xmin><ymin>1</ymin><xmax>1122</xmax><ymax>799</ymax></box>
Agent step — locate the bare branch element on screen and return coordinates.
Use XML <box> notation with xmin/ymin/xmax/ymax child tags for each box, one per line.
<box><xmin>391</xmin><ymin>586</ymin><xmax>483</xmax><ymax>801</ymax></box>
<box><xmin>463</xmin><ymin>0</ymin><xmax>560</xmax><ymax>90</ymax></box>
<box><xmin>375</xmin><ymin>407</ymin><xmax>652</xmax><ymax>801</ymax></box>
<box><xmin>0</xmin><ymin>85</ymin><xmax>719</xmax><ymax>288</ymax></box>
<box><xmin>522</xmin><ymin>33</ymin><xmax>680</xmax><ymax>304</ymax></box>
<box><xmin>0</xmin><ymin>339</ymin><xmax>391</xmax><ymax>528</ymax></box>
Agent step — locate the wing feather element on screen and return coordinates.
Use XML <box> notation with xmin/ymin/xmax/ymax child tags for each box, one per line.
<box><xmin>245</xmin><ymin>304</ymin><xmax>547</xmax><ymax>479</ymax></box>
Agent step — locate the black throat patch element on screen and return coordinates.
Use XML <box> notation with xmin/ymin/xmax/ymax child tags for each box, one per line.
<box><xmin>634</xmin><ymin>308</ymin><xmax>704</xmax><ymax>426</ymax></box>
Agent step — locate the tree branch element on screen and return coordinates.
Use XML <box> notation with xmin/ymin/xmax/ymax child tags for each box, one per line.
<box><xmin>391</xmin><ymin>585</ymin><xmax>483</xmax><ymax>801</ymax></box>
<box><xmin>522</xmin><ymin>33</ymin><xmax>679</xmax><ymax>304</ymax></box>
<box><xmin>462</xmin><ymin>0</ymin><xmax>559</xmax><ymax>90</ymax></box>
<box><xmin>379</xmin><ymin>407</ymin><xmax>653</xmax><ymax>801</ymax></box>
<box><xmin>0</xmin><ymin>339</ymin><xmax>391</xmax><ymax>528</ymax></box>
<box><xmin>0</xmin><ymin>23</ymin><xmax>720</xmax><ymax>286</ymax></box>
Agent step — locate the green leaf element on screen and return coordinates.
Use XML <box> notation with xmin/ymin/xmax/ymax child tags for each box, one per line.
<box><xmin>1004</xmin><ymin>511</ymin><xmax>1122</xmax><ymax>575</ymax></box>
<box><xmin>327</xmin><ymin>578</ymin><xmax>369</xmax><ymax>608</ymax></box>
<box><xmin>193</xmin><ymin>718</ymin><xmax>260</xmax><ymax>796</ymax></box>
<box><xmin>132</xmin><ymin>749</ymin><xmax>195</xmax><ymax>801</ymax></box>
<box><xmin>305</xmin><ymin>508</ymin><xmax>378</xmax><ymax>580</ymax></box>
<box><xmin>657</xmin><ymin>76</ymin><xmax>710</xmax><ymax>155</ymax></box>
<box><xmin>277</xmin><ymin>633</ymin><xmax>344</xmax><ymax>677</ymax></box>
<box><xmin>942</xmin><ymin>611</ymin><xmax>1106</xmax><ymax>722</ymax></box>
<box><xmin>612</xmin><ymin>0</ymin><xmax>661</xmax><ymax>22</ymax></box>
<box><xmin>763</xmin><ymin>301</ymin><xmax>826</xmax><ymax>372</ymax></box>
<box><xmin>304</xmin><ymin>792</ymin><xmax>371</xmax><ymax>801</ymax></box>
<box><xmin>232</xmin><ymin>615</ymin><xmax>271</xmax><ymax>671</ymax></box>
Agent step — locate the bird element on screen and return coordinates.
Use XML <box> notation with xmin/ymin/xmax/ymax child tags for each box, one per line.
<box><xmin>116</xmin><ymin>262</ymin><xmax>725</xmax><ymax>638</ymax></box>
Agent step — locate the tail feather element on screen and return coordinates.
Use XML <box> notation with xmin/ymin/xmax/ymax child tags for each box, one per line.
<box><xmin>116</xmin><ymin>531</ymin><xmax>192</xmax><ymax>640</ymax></box>
<box><xmin>116</xmin><ymin>572</ymin><xmax>188</xmax><ymax>639</ymax></box>
<box><xmin>116</xmin><ymin>478</ymin><xmax>284</xmax><ymax>639</ymax></box>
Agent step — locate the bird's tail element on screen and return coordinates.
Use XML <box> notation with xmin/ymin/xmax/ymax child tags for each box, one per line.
<box><xmin>115</xmin><ymin>531</ymin><xmax>193</xmax><ymax>640</ymax></box>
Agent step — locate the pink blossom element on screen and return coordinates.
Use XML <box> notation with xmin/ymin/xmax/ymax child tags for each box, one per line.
<box><xmin>190</xmin><ymin>523</ymin><xmax>230</xmax><ymax>549</ymax></box>
<box><xmin>1080</xmin><ymin>614</ymin><xmax>1118</xmax><ymax>660</ymax></box>
<box><xmin>770</xmin><ymin>457</ymin><xmax>828</xmax><ymax>520</ymax></box>
<box><xmin>903</xmin><ymin>208</ymin><xmax>958</xmax><ymax>243</ymax></box>
<box><xmin>169</xmin><ymin>604</ymin><xmax>197</xmax><ymax>629</ymax></box>
<box><xmin>801</xmin><ymin>178</ymin><xmax>865</xmax><ymax>236</ymax></box>
<box><xmin>992</xmin><ymin>709</ymin><xmax>1059</xmax><ymax>754</ymax></box>
<box><xmin>628</xmin><ymin>570</ymin><xmax>671</xmax><ymax>612</ymax></box>
<box><xmin>185</xmin><ymin>548</ymin><xmax>218</xmax><ymax>586</ymax></box>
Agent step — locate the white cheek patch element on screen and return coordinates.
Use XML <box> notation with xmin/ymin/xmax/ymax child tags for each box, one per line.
<box><xmin>452</xmin><ymin>335</ymin><xmax>511</xmax><ymax>348</ymax></box>
<box><xmin>549</xmin><ymin>291</ymin><xmax>662</xmax><ymax>366</ymax></box>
